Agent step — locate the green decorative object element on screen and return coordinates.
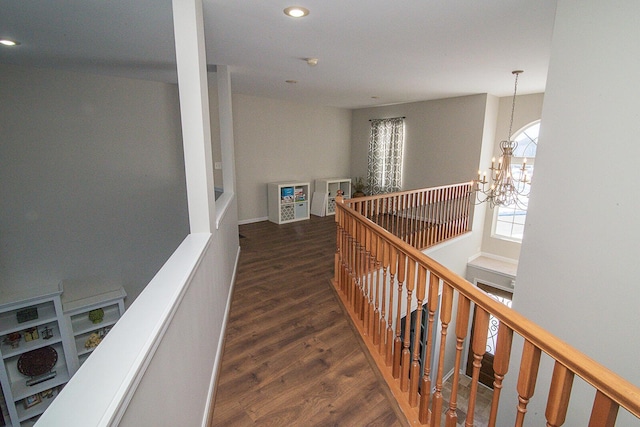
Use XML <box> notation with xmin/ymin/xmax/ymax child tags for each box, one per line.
<box><xmin>352</xmin><ymin>177</ymin><xmax>366</xmax><ymax>197</ymax></box>
<box><xmin>88</xmin><ymin>308</ymin><xmax>104</xmax><ymax>324</ymax></box>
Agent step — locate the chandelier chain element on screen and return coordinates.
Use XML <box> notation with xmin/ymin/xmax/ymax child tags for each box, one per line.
<box><xmin>507</xmin><ymin>70</ymin><xmax>522</xmax><ymax>141</ymax></box>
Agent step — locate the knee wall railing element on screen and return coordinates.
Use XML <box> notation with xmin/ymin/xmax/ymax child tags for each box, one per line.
<box><xmin>333</xmin><ymin>185</ymin><xmax>640</xmax><ymax>426</ymax></box>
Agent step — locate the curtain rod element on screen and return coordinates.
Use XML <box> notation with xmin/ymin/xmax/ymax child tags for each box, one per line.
<box><xmin>369</xmin><ymin>116</ymin><xmax>406</xmax><ymax>121</ymax></box>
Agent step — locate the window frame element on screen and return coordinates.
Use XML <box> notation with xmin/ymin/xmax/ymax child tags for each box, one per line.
<box><xmin>491</xmin><ymin>120</ymin><xmax>540</xmax><ymax>242</ymax></box>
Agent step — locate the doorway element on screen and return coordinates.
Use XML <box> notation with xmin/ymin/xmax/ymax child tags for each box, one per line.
<box><xmin>465</xmin><ymin>282</ymin><xmax>513</xmax><ymax>388</ymax></box>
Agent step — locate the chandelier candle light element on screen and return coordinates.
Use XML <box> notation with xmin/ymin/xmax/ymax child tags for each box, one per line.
<box><xmin>474</xmin><ymin>70</ymin><xmax>530</xmax><ymax>208</ymax></box>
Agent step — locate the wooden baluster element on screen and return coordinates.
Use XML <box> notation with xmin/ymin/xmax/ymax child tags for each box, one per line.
<box><xmin>588</xmin><ymin>390</ymin><xmax>619</xmax><ymax>427</ymax></box>
<box><xmin>515</xmin><ymin>340</ymin><xmax>542</xmax><ymax>427</ymax></box>
<box><xmin>409</xmin><ymin>193</ymin><xmax>418</xmax><ymax>247</ymax></box>
<box><xmin>355</xmin><ymin>220</ymin><xmax>364</xmax><ymax>316</ymax></box>
<box><xmin>342</xmin><ymin>213</ymin><xmax>351</xmax><ymax>295</ymax></box>
<box><xmin>400</xmin><ymin>258</ymin><xmax>416</xmax><ymax>391</ymax></box>
<box><xmin>421</xmin><ymin>191</ymin><xmax>427</xmax><ymax>247</ymax></box>
<box><xmin>367</xmin><ymin>231</ymin><xmax>378</xmax><ymax>337</ymax></box>
<box><xmin>433</xmin><ymin>188</ymin><xmax>442</xmax><ymax>244</ymax></box>
<box><xmin>465</xmin><ymin>306</ymin><xmax>489</xmax><ymax>427</ymax></box>
<box><xmin>382</xmin><ymin>197</ymin><xmax>389</xmax><ymax>230</ymax></box>
<box><xmin>345</xmin><ymin>217</ymin><xmax>354</xmax><ymax>304</ymax></box>
<box><xmin>462</xmin><ymin>184</ymin><xmax>469</xmax><ymax>234</ymax></box>
<box><xmin>449</xmin><ymin>186</ymin><xmax>457</xmax><ymax>237</ymax></box>
<box><xmin>453</xmin><ymin>185</ymin><xmax>461</xmax><ymax>236</ymax></box>
<box><xmin>445</xmin><ymin>294</ymin><xmax>471</xmax><ymax>427</ymax></box>
<box><xmin>386</xmin><ymin>247</ymin><xmax>398</xmax><ymax>366</ymax></box>
<box><xmin>419</xmin><ymin>271</ymin><xmax>440</xmax><ymax>424</ymax></box>
<box><xmin>393</xmin><ymin>252</ymin><xmax>407</xmax><ymax>377</ymax></box>
<box><xmin>488</xmin><ymin>322</ymin><xmax>513</xmax><ymax>427</ymax></box>
<box><xmin>432</xmin><ymin>189</ymin><xmax>439</xmax><ymax>244</ymax></box>
<box><xmin>431</xmin><ymin>284</ymin><xmax>453</xmax><ymax>427</ymax></box>
<box><xmin>436</xmin><ymin>188</ymin><xmax>443</xmax><ymax>243</ymax></box>
<box><xmin>545</xmin><ymin>361</ymin><xmax>574</xmax><ymax>427</ymax></box>
<box><xmin>409</xmin><ymin>265</ymin><xmax>427</xmax><ymax>407</ymax></box>
<box><xmin>391</xmin><ymin>195</ymin><xmax>400</xmax><ymax>236</ymax></box>
<box><xmin>409</xmin><ymin>193</ymin><xmax>415</xmax><ymax>244</ymax></box>
<box><xmin>394</xmin><ymin>195</ymin><xmax>401</xmax><ymax>238</ymax></box>
<box><xmin>346</xmin><ymin>217</ymin><xmax>354</xmax><ymax>303</ymax></box>
<box><xmin>397</xmin><ymin>194</ymin><xmax>404</xmax><ymax>238</ymax></box>
<box><xmin>373</xmin><ymin>235</ymin><xmax>383</xmax><ymax>346</ymax></box>
<box><xmin>359</xmin><ymin>222</ymin><xmax>367</xmax><ymax>320</ymax></box>
<box><xmin>362</xmin><ymin>227</ymin><xmax>372</xmax><ymax>333</ymax></box>
<box><xmin>334</xmin><ymin>202</ymin><xmax>341</xmax><ymax>287</ymax></box>
<box><xmin>371</xmin><ymin>198</ymin><xmax>378</xmax><ymax>225</ymax></box>
<box><xmin>348</xmin><ymin>216</ymin><xmax>355</xmax><ymax>306</ymax></box>
<box><xmin>341</xmin><ymin>220</ymin><xmax>348</xmax><ymax>293</ymax></box>
<box><xmin>379</xmin><ymin>241</ymin><xmax>390</xmax><ymax>357</ymax></box>
<box><xmin>444</xmin><ymin>186</ymin><xmax>451</xmax><ymax>239</ymax></box>
<box><xmin>427</xmin><ymin>190</ymin><xmax>434</xmax><ymax>247</ymax></box>
<box><xmin>465</xmin><ymin>182</ymin><xmax>472</xmax><ymax>232</ymax></box>
<box><xmin>344</xmin><ymin>217</ymin><xmax>352</xmax><ymax>297</ymax></box>
<box><xmin>407</xmin><ymin>193</ymin><xmax>412</xmax><ymax>242</ymax></box>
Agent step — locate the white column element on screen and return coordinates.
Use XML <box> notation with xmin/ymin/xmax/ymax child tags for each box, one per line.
<box><xmin>172</xmin><ymin>0</ymin><xmax>215</xmax><ymax>233</ymax></box>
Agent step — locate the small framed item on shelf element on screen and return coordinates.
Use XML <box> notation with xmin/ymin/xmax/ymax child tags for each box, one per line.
<box><xmin>41</xmin><ymin>325</ymin><xmax>54</xmax><ymax>340</ymax></box>
<box><xmin>16</xmin><ymin>306</ymin><xmax>38</xmax><ymax>323</ymax></box>
<box><xmin>23</xmin><ymin>394</ymin><xmax>42</xmax><ymax>409</ymax></box>
<box><xmin>40</xmin><ymin>388</ymin><xmax>55</xmax><ymax>399</ymax></box>
<box><xmin>24</xmin><ymin>327</ymin><xmax>39</xmax><ymax>342</ymax></box>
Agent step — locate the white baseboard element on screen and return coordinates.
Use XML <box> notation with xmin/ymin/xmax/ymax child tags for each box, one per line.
<box><xmin>238</xmin><ymin>216</ymin><xmax>268</xmax><ymax>225</ymax></box>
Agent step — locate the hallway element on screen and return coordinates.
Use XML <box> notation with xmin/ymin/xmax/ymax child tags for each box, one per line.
<box><xmin>210</xmin><ymin>216</ymin><xmax>408</xmax><ymax>426</ymax></box>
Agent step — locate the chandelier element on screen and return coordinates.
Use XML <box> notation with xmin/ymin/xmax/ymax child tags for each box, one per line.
<box><xmin>473</xmin><ymin>70</ymin><xmax>530</xmax><ymax>209</ymax></box>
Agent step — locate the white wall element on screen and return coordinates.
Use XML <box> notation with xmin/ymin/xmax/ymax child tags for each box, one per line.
<box><xmin>498</xmin><ymin>1</ymin><xmax>640</xmax><ymax>425</ymax></box>
<box><xmin>350</xmin><ymin>94</ymin><xmax>489</xmax><ymax>191</ymax></box>
<box><xmin>480</xmin><ymin>93</ymin><xmax>544</xmax><ymax>261</ymax></box>
<box><xmin>232</xmin><ymin>94</ymin><xmax>352</xmax><ymax>222</ymax></box>
<box><xmin>0</xmin><ymin>64</ymin><xmax>190</xmax><ymax>304</ymax></box>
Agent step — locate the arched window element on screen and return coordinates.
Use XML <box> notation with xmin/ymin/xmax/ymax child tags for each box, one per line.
<box><xmin>492</xmin><ymin>121</ymin><xmax>539</xmax><ymax>241</ymax></box>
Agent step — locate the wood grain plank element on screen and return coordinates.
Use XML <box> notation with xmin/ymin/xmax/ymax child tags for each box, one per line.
<box><xmin>210</xmin><ymin>216</ymin><xmax>408</xmax><ymax>426</ymax></box>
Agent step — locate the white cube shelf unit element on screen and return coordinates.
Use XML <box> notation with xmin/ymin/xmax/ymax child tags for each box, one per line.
<box><xmin>315</xmin><ymin>178</ymin><xmax>351</xmax><ymax>216</ymax></box>
<box><xmin>0</xmin><ymin>285</ymin><xmax>74</xmax><ymax>427</ymax></box>
<box><xmin>0</xmin><ymin>281</ymin><xmax>126</xmax><ymax>426</ymax></box>
<box><xmin>268</xmin><ymin>181</ymin><xmax>310</xmax><ymax>224</ymax></box>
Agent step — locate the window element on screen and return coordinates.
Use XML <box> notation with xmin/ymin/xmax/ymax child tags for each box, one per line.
<box><xmin>367</xmin><ymin>117</ymin><xmax>405</xmax><ymax>195</ymax></box>
<box><xmin>493</xmin><ymin>121</ymin><xmax>539</xmax><ymax>241</ymax></box>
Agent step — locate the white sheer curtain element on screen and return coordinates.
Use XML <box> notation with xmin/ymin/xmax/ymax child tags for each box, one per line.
<box><xmin>367</xmin><ymin>117</ymin><xmax>405</xmax><ymax>195</ymax></box>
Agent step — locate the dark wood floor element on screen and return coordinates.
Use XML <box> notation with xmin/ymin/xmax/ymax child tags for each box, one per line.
<box><xmin>210</xmin><ymin>215</ymin><xmax>408</xmax><ymax>426</ymax></box>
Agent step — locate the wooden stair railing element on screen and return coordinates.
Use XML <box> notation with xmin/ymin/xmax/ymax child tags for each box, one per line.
<box><xmin>332</xmin><ymin>185</ymin><xmax>640</xmax><ymax>426</ymax></box>
<box><xmin>344</xmin><ymin>183</ymin><xmax>473</xmax><ymax>250</ymax></box>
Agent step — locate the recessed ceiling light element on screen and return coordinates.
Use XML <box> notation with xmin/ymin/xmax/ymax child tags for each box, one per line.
<box><xmin>284</xmin><ymin>6</ymin><xmax>309</xmax><ymax>18</ymax></box>
<box><xmin>0</xmin><ymin>39</ymin><xmax>20</xmax><ymax>47</ymax></box>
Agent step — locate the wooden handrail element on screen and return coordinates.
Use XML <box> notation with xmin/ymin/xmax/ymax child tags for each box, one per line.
<box><xmin>332</xmin><ymin>186</ymin><xmax>640</xmax><ymax>426</ymax></box>
<box><xmin>344</xmin><ymin>183</ymin><xmax>473</xmax><ymax>250</ymax></box>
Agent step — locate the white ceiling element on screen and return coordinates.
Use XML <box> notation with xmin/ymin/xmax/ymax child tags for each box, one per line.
<box><xmin>0</xmin><ymin>0</ymin><xmax>557</xmax><ymax>109</ymax></box>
